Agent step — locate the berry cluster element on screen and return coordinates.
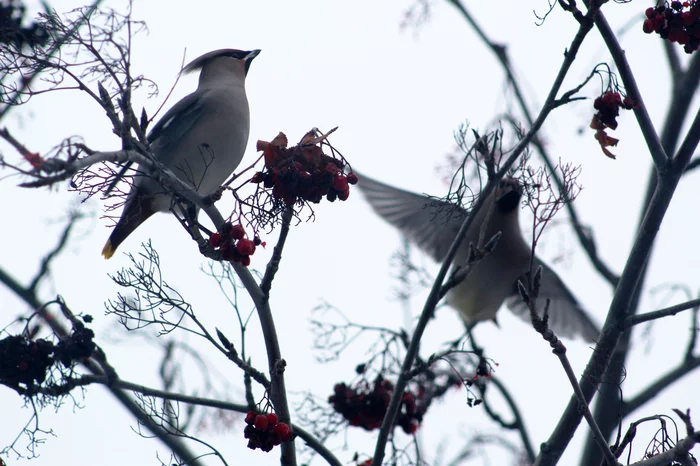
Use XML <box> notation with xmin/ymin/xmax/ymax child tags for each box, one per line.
<box><xmin>329</xmin><ymin>377</ymin><xmax>422</xmax><ymax>434</ymax></box>
<box><xmin>253</xmin><ymin>131</ymin><xmax>358</xmax><ymax>206</ymax></box>
<box><xmin>0</xmin><ymin>0</ymin><xmax>50</xmax><ymax>49</ymax></box>
<box><xmin>0</xmin><ymin>323</ymin><xmax>95</xmax><ymax>389</ymax></box>
<box><xmin>643</xmin><ymin>2</ymin><xmax>700</xmax><ymax>54</ymax></box>
<box><xmin>208</xmin><ymin>223</ymin><xmax>263</xmax><ymax>266</ymax></box>
<box><xmin>243</xmin><ymin>411</ymin><xmax>293</xmax><ymax>452</ymax></box>
<box><xmin>590</xmin><ymin>91</ymin><xmax>635</xmax><ymax>159</ymax></box>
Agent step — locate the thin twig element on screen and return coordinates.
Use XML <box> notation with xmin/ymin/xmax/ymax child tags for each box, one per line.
<box><xmin>371</xmin><ymin>5</ymin><xmax>602</xmax><ymax>459</ymax></box>
<box><xmin>0</xmin><ymin>270</ymin><xmax>201</xmax><ymax>464</ymax></box>
<box><xmin>477</xmin><ymin>377</ymin><xmax>536</xmax><ymax>462</ymax></box>
<box><xmin>625</xmin><ymin>298</ymin><xmax>700</xmax><ymax>329</ymax></box>
<box><xmin>260</xmin><ymin>207</ymin><xmax>293</xmax><ymax>296</ymax></box>
<box><xmin>448</xmin><ymin>0</ymin><xmax>619</xmax><ymax>287</ymax></box>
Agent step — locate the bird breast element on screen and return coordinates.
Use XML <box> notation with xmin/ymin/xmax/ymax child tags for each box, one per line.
<box><xmin>446</xmin><ymin>250</ymin><xmax>520</xmax><ymax>323</ymax></box>
<box><xmin>167</xmin><ymin>89</ymin><xmax>250</xmax><ymax>195</ymax></box>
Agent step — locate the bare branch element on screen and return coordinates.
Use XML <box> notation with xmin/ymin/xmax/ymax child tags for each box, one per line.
<box><xmin>625</xmin><ymin>298</ymin><xmax>700</xmax><ymax>329</ymax></box>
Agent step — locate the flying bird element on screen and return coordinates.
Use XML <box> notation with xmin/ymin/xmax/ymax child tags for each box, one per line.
<box><xmin>357</xmin><ymin>173</ymin><xmax>600</xmax><ymax>342</ymax></box>
<box><xmin>102</xmin><ymin>48</ymin><xmax>261</xmax><ymax>259</ymax></box>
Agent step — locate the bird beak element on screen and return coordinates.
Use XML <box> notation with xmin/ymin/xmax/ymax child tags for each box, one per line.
<box><xmin>496</xmin><ymin>180</ymin><xmax>516</xmax><ymax>199</ymax></box>
<box><xmin>243</xmin><ymin>50</ymin><xmax>261</xmax><ymax>75</ymax></box>
<box><xmin>495</xmin><ymin>179</ymin><xmax>522</xmax><ymax>212</ymax></box>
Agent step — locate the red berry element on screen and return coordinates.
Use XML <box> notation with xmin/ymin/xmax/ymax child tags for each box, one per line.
<box><xmin>346</xmin><ymin>172</ymin><xmax>359</xmax><ymax>185</ymax></box>
<box><xmin>267</xmin><ymin>413</ymin><xmax>279</xmax><ymax>426</ymax></box>
<box><xmin>209</xmin><ymin>233</ymin><xmax>222</xmax><ymax>248</ymax></box>
<box><xmin>406</xmin><ymin>421</ymin><xmax>419</xmax><ymax>434</ymax></box>
<box><xmin>338</xmin><ymin>187</ymin><xmax>350</xmax><ymax>201</ymax></box>
<box><xmin>240</xmin><ymin>255</ymin><xmax>251</xmax><ymax>266</ymax></box>
<box><xmin>231</xmin><ymin>224</ymin><xmax>245</xmax><ymax>240</ymax></box>
<box><xmin>643</xmin><ymin>18</ymin><xmax>654</xmax><ymax>33</ymax></box>
<box><xmin>236</xmin><ymin>238</ymin><xmax>256</xmax><ymax>256</ymax></box>
<box><xmin>681</xmin><ymin>11</ymin><xmax>694</xmax><ymax>25</ymax></box>
<box><xmin>324</xmin><ymin>163</ymin><xmax>340</xmax><ymax>176</ymax></box>
<box><xmin>251</xmin><ymin>171</ymin><xmax>264</xmax><ymax>183</ymax></box>
<box><xmin>254</xmin><ymin>414</ymin><xmax>268</xmax><ymax>430</ymax></box>
<box><xmin>333</xmin><ymin>174</ymin><xmax>349</xmax><ymax>192</ymax></box>
<box><xmin>274</xmin><ymin>422</ymin><xmax>290</xmax><ymax>438</ymax></box>
<box><xmin>652</xmin><ymin>15</ymin><xmax>666</xmax><ymax>31</ymax></box>
<box><xmin>645</xmin><ymin>7</ymin><xmax>656</xmax><ymax>18</ymax></box>
<box><xmin>245</xmin><ymin>411</ymin><xmax>257</xmax><ymax>425</ymax></box>
<box><xmin>668</xmin><ymin>28</ymin><xmax>680</xmax><ymax>42</ymax></box>
<box><xmin>602</xmin><ymin>92</ymin><xmax>621</xmax><ymax>106</ymax></box>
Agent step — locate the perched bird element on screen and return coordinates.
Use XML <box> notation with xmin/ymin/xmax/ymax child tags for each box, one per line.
<box><xmin>357</xmin><ymin>173</ymin><xmax>600</xmax><ymax>342</ymax></box>
<box><xmin>102</xmin><ymin>48</ymin><xmax>261</xmax><ymax>259</ymax></box>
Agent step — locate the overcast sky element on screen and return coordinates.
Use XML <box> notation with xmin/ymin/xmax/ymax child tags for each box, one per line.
<box><xmin>2</xmin><ymin>0</ymin><xmax>700</xmax><ymax>465</ymax></box>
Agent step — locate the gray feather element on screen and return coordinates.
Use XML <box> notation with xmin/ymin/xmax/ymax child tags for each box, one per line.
<box><xmin>357</xmin><ymin>173</ymin><xmax>468</xmax><ymax>262</ymax></box>
<box><xmin>506</xmin><ymin>261</ymin><xmax>600</xmax><ymax>341</ymax></box>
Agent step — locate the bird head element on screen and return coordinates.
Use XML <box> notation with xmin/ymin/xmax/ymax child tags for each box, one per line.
<box><xmin>183</xmin><ymin>49</ymin><xmax>261</xmax><ymax>82</ymax></box>
<box><xmin>494</xmin><ymin>177</ymin><xmax>522</xmax><ymax>213</ymax></box>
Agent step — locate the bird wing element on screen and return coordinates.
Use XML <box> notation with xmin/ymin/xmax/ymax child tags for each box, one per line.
<box><xmin>357</xmin><ymin>173</ymin><xmax>468</xmax><ymax>262</ymax></box>
<box><xmin>147</xmin><ymin>90</ymin><xmax>209</xmax><ymax>157</ymax></box>
<box><xmin>104</xmin><ymin>91</ymin><xmax>208</xmax><ymax>194</ymax></box>
<box><xmin>505</xmin><ymin>259</ymin><xmax>600</xmax><ymax>342</ymax></box>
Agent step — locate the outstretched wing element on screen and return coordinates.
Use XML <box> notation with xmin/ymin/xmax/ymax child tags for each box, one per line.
<box><xmin>357</xmin><ymin>173</ymin><xmax>468</xmax><ymax>262</ymax></box>
<box><xmin>505</xmin><ymin>260</ymin><xmax>600</xmax><ymax>342</ymax></box>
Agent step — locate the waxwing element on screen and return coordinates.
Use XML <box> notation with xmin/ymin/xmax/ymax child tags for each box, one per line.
<box><xmin>357</xmin><ymin>174</ymin><xmax>600</xmax><ymax>342</ymax></box>
<box><xmin>102</xmin><ymin>48</ymin><xmax>261</xmax><ymax>259</ymax></box>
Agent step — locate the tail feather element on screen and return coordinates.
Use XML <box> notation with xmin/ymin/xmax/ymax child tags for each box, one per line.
<box><xmin>102</xmin><ymin>191</ymin><xmax>156</xmax><ymax>259</ymax></box>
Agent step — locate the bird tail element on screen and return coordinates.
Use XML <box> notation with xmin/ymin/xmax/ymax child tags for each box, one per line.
<box><xmin>102</xmin><ymin>190</ymin><xmax>156</xmax><ymax>259</ymax></box>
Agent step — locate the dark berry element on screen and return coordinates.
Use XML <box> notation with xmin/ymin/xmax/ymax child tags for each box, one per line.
<box><xmin>209</xmin><ymin>233</ymin><xmax>222</xmax><ymax>248</ymax></box>
<box><xmin>236</xmin><ymin>238</ymin><xmax>256</xmax><ymax>256</ymax></box>
<box><xmin>245</xmin><ymin>411</ymin><xmax>256</xmax><ymax>425</ymax></box>
<box><xmin>254</xmin><ymin>414</ymin><xmax>269</xmax><ymax>430</ymax></box>
<box><xmin>274</xmin><ymin>422</ymin><xmax>290</xmax><ymax>438</ymax></box>
<box><xmin>231</xmin><ymin>224</ymin><xmax>245</xmax><ymax>240</ymax></box>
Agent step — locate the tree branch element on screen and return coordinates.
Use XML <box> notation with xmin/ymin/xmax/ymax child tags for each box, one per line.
<box><xmin>625</xmin><ymin>298</ymin><xmax>700</xmax><ymax>329</ymax></box>
<box><xmin>448</xmin><ymin>0</ymin><xmax>619</xmax><ymax>287</ymax></box>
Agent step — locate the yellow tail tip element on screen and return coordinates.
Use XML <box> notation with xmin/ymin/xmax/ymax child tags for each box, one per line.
<box><xmin>101</xmin><ymin>240</ymin><xmax>115</xmax><ymax>259</ymax></box>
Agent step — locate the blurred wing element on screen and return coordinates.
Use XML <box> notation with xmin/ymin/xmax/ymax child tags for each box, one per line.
<box><xmin>357</xmin><ymin>173</ymin><xmax>468</xmax><ymax>262</ymax></box>
<box><xmin>505</xmin><ymin>260</ymin><xmax>600</xmax><ymax>342</ymax></box>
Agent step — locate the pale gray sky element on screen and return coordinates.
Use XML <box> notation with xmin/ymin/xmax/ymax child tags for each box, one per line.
<box><xmin>2</xmin><ymin>1</ymin><xmax>699</xmax><ymax>465</ymax></box>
